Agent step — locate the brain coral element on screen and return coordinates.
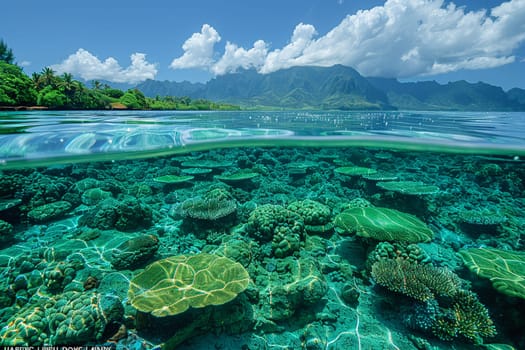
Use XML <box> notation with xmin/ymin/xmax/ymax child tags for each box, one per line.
<box><xmin>244</xmin><ymin>204</ymin><xmax>304</xmax><ymax>243</ymax></box>
<box><xmin>287</xmin><ymin>199</ymin><xmax>331</xmax><ymax>226</ymax></box>
<box><xmin>0</xmin><ymin>291</ymin><xmax>123</xmax><ymax>345</ymax></box>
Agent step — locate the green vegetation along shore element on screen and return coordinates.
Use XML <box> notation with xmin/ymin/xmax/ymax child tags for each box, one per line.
<box><xmin>0</xmin><ymin>40</ymin><xmax>239</xmax><ymax>111</ymax></box>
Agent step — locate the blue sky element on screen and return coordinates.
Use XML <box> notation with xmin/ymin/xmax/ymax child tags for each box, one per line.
<box><xmin>1</xmin><ymin>0</ymin><xmax>524</xmax><ymax>89</ymax></box>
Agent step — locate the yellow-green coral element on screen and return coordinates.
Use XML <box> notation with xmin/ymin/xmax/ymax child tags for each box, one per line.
<box><xmin>153</xmin><ymin>175</ymin><xmax>194</xmax><ymax>184</ymax></box>
<box><xmin>128</xmin><ymin>253</ymin><xmax>250</xmax><ymax>317</ymax></box>
<box><xmin>334</xmin><ymin>166</ymin><xmax>377</xmax><ymax>176</ymax></box>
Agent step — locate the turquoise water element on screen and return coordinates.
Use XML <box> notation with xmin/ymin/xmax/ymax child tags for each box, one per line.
<box><xmin>1</xmin><ymin>110</ymin><xmax>525</xmax><ymax>168</ymax></box>
<box><xmin>0</xmin><ymin>110</ymin><xmax>524</xmax><ymax>349</ymax></box>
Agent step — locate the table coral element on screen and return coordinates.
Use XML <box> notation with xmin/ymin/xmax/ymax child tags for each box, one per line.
<box><xmin>459</xmin><ymin>247</ymin><xmax>525</xmax><ymax>299</ymax></box>
<box><xmin>334</xmin><ymin>206</ymin><xmax>433</xmax><ymax>242</ymax></box>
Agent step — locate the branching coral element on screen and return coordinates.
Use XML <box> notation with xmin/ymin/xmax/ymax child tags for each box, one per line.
<box><xmin>432</xmin><ymin>290</ymin><xmax>496</xmax><ymax>344</ymax></box>
<box><xmin>371</xmin><ymin>255</ymin><xmax>496</xmax><ymax>344</ymax></box>
<box><xmin>371</xmin><ymin>258</ymin><xmax>461</xmax><ymax>302</ymax></box>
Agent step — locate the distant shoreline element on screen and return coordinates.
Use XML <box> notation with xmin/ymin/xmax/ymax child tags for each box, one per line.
<box><xmin>0</xmin><ymin>105</ymin><xmax>238</xmax><ymax>112</ymax></box>
<box><xmin>0</xmin><ymin>106</ymin><xmax>49</xmax><ymax>111</ymax></box>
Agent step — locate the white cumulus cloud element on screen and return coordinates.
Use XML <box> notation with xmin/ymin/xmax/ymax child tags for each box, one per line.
<box><xmin>272</xmin><ymin>0</ymin><xmax>525</xmax><ymax>77</ymax></box>
<box><xmin>170</xmin><ymin>24</ymin><xmax>221</xmax><ymax>70</ymax></box>
<box><xmin>212</xmin><ymin>40</ymin><xmax>269</xmax><ymax>75</ymax></box>
<box><xmin>169</xmin><ymin>0</ymin><xmax>525</xmax><ymax>79</ymax></box>
<box><xmin>52</xmin><ymin>49</ymin><xmax>157</xmax><ymax>84</ymax></box>
<box><xmin>260</xmin><ymin>23</ymin><xmax>317</xmax><ymax>74</ymax></box>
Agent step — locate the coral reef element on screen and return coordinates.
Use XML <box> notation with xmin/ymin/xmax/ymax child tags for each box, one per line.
<box><xmin>255</xmin><ymin>256</ymin><xmax>328</xmax><ymax>322</ymax></box>
<box><xmin>81</xmin><ymin>187</ymin><xmax>111</xmax><ymax>206</ymax></box>
<box><xmin>458</xmin><ymin>208</ymin><xmax>507</xmax><ymax>226</ymax></box>
<box><xmin>371</xmin><ymin>251</ymin><xmax>497</xmax><ymax>344</ymax></box>
<box><xmin>0</xmin><ymin>143</ymin><xmax>523</xmax><ymax>348</ymax></box>
<box><xmin>376</xmin><ymin>180</ymin><xmax>440</xmax><ymax>195</ymax></box>
<box><xmin>334</xmin><ymin>166</ymin><xmax>377</xmax><ymax>176</ymax></box>
<box><xmin>366</xmin><ymin>241</ymin><xmax>431</xmax><ymax>268</ymax></box>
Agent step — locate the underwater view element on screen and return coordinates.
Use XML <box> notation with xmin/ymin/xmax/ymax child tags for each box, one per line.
<box><xmin>0</xmin><ymin>110</ymin><xmax>524</xmax><ymax>349</ymax></box>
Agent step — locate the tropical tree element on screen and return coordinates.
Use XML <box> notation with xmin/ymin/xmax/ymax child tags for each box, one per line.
<box><xmin>120</xmin><ymin>89</ymin><xmax>149</xmax><ymax>109</ymax></box>
<box><xmin>60</xmin><ymin>72</ymin><xmax>74</xmax><ymax>89</ymax></box>
<box><xmin>31</xmin><ymin>72</ymin><xmax>45</xmax><ymax>90</ymax></box>
<box><xmin>40</xmin><ymin>67</ymin><xmax>58</xmax><ymax>88</ymax></box>
<box><xmin>37</xmin><ymin>85</ymin><xmax>67</xmax><ymax>108</ymax></box>
<box><xmin>0</xmin><ymin>61</ymin><xmax>37</xmax><ymax>105</ymax></box>
<box><xmin>101</xmin><ymin>86</ymin><xmax>124</xmax><ymax>99</ymax></box>
<box><xmin>0</xmin><ymin>39</ymin><xmax>15</xmax><ymax>64</ymax></box>
<box><xmin>59</xmin><ymin>72</ymin><xmax>77</xmax><ymax>103</ymax></box>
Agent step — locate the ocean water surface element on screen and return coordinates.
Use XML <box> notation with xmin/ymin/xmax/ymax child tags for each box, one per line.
<box><xmin>0</xmin><ymin>110</ymin><xmax>524</xmax><ymax>349</ymax></box>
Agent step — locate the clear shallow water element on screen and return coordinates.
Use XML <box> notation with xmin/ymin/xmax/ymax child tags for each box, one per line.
<box><xmin>1</xmin><ymin>110</ymin><xmax>524</xmax><ymax>168</ymax></box>
<box><xmin>0</xmin><ymin>110</ymin><xmax>524</xmax><ymax>349</ymax></box>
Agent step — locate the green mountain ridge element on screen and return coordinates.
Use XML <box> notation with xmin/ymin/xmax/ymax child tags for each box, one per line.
<box><xmin>135</xmin><ymin>65</ymin><xmax>525</xmax><ymax>111</ymax></box>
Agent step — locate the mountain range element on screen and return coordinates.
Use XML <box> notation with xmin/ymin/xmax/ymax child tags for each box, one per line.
<box><xmin>132</xmin><ymin>65</ymin><xmax>525</xmax><ymax>111</ymax></box>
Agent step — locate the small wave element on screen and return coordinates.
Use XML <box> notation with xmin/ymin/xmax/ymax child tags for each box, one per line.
<box><xmin>1</xmin><ymin>110</ymin><xmax>524</xmax><ymax>169</ymax></box>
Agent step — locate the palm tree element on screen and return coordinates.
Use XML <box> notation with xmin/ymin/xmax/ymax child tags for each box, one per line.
<box><xmin>40</xmin><ymin>67</ymin><xmax>57</xmax><ymax>87</ymax></box>
<box><xmin>31</xmin><ymin>72</ymin><xmax>44</xmax><ymax>90</ymax></box>
<box><xmin>0</xmin><ymin>40</ymin><xmax>15</xmax><ymax>64</ymax></box>
<box><xmin>59</xmin><ymin>72</ymin><xmax>77</xmax><ymax>106</ymax></box>
<box><xmin>60</xmin><ymin>73</ymin><xmax>74</xmax><ymax>92</ymax></box>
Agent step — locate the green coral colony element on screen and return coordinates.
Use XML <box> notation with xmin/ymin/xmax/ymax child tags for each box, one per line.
<box><xmin>0</xmin><ymin>143</ymin><xmax>524</xmax><ymax>350</ymax></box>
